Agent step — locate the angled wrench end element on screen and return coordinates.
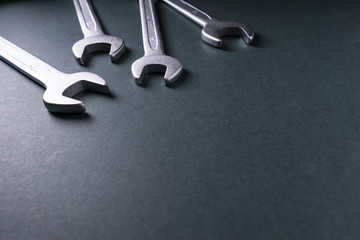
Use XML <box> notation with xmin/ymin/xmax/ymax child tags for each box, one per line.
<box><xmin>164</xmin><ymin>60</ymin><xmax>183</xmax><ymax>86</ymax></box>
<box><xmin>201</xmin><ymin>29</ymin><xmax>223</xmax><ymax>48</ymax></box>
<box><xmin>43</xmin><ymin>97</ymin><xmax>86</xmax><ymax>113</ymax></box>
<box><xmin>110</xmin><ymin>40</ymin><xmax>126</xmax><ymax>63</ymax></box>
<box><xmin>202</xmin><ymin>20</ymin><xmax>255</xmax><ymax>48</ymax></box>
<box><xmin>238</xmin><ymin>23</ymin><xmax>255</xmax><ymax>44</ymax></box>
<box><xmin>131</xmin><ymin>57</ymin><xmax>146</xmax><ymax>82</ymax></box>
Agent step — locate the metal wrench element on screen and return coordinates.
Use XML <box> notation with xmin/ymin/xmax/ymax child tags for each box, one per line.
<box><xmin>72</xmin><ymin>0</ymin><xmax>125</xmax><ymax>65</ymax></box>
<box><xmin>160</xmin><ymin>0</ymin><xmax>255</xmax><ymax>48</ymax></box>
<box><xmin>0</xmin><ymin>36</ymin><xmax>108</xmax><ymax>113</ymax></box>
<box><xmin>131</xmin><ymin>0</ymin><xmax>183</xmax><ymax>86</ymax></box>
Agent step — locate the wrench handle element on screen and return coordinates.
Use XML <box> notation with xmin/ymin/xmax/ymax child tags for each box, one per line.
<box><xmin>139</xmin><ymin>0</ymin><xmax>165</xmax><ymax>56</ymax></box>
<box><xmin>161</xmin><ymin>0</ymin><xmax>212</xmax><ymax>27</ymax></box>
<box><xmin>73</xmin><ymin>0</ymin><xmax>104</xmax><ymax>38</ymax></box>
<box><xmin>0</xmin><ymin>37</ymin><xmax>61</xmax><ymax>88</ymax></box>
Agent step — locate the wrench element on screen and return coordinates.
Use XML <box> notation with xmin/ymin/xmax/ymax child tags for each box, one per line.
<box><xmin>160</xmin><ymin>0</ymin><xmax>255</xmax><ymax>48</ymax></box>
<box><xmin>0</xmin><ymin>36</ymin><xmax>108</xmax><ymax>113</ymax></box>
<box><xmin>131</xmin><ymin>0</ymin><xmax>183</xmax><ymax>86</ymax></box>
<box><xmin>72</xmin><ymin>0</ymin><xmax>125</xmax><ymax>65</ymax></box>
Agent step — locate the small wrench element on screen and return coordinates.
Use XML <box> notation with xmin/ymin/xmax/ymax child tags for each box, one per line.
<box><xmin>0</xmin><ymin>36</ymin><xmax>108</xmax><ymax>113</ymax></box>
<box><xmin>72</xmin><ymin>0</ymin><xmax>125</xmax><ymax>65</ymax></box>
<box><xmin>160</xmin><ymin>0</ymin><xmax>255</xmax><ymax>48</ymax></box>
<box><xmin>131</xmin><ymin>0</ymin><xmax>183</xmax><ymax>86</ymax></box>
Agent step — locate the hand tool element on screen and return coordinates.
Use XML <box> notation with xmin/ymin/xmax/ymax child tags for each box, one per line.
<box><xmin>160</xmin><ymin>0</ymin><xmax>255</xmax><ymax>48</ymax></box>
<box><xmin>72</xmin><ymin>0</ymin><xmax>125</xmax><ymax>65</ymax></box>
<box><xmin>132</xmin><ymin>0</ymin><xmax>183</xmax><ymax>86</ymax></box>
<box><xmin>0</xmin><ymin>36</ymin><xmax>108</xmax><ymax>113</ymax></box>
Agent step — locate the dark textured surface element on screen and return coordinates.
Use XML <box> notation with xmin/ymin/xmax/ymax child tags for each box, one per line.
<box><xmin>1</xmin><ymin>0</ymin><xmax>360</xmax><ymax>239</ymax></box>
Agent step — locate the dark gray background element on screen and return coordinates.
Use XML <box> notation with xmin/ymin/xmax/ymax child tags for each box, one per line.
<box><xmin>1</xmin><ymin>0</ymin><xmax>360</xmax><ymax>239</ymax></box>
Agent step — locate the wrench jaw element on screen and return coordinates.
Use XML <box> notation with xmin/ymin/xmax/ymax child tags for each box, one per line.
<box><xmin>72</xmin><ymin>35</ymin><xmax>125</xmax><ymax>65</ymax></box>
<box><xmin>202</xmin><ymin>19</ymin><xmax>255</xmax><ymax>48</ymax></box>
<box><xmin>43</xmin><ymin>92</ymin><xmax>86</xmax><ymax>113</ymax></box>
<box><xmin>42</xmin><ymin>72</ymin><xmax>109</xmax><ymax>113</ymax></box>
<box><xmin>131</xmin><ymin>55</ymin><xmax>183</xmax><ymax>86</ymax></box>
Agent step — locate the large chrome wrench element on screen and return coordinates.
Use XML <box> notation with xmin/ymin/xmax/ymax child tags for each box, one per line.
<box><xmin>131</xmin><ymin>0</ymin><xmax>183</xmax><ymax>86</ymax></box>
<box><xmin>0</xmin><ymin>36</ymin><xmax>108</xmax><ymax>113</ymax></box>
<box><xmin>72</xmin><ymin>0</ymin><xmax>126</xmax><ymax>65</ymax></box>
<box><xmin>160</xmin><ymin>0</ymin><xmax>255</xmax><ymax>48</ymax></box>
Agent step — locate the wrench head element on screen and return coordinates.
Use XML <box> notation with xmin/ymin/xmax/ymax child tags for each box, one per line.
<box><xmin>72</xmin><ymin>35</ymin><xmax>125</xmax><ymax>65</ymax></box>
<box><xmin>42</xmin><ymin>72</ymin><xmax>108</xmax><ymax>113</ymax></box>
<box><xmin>202</xmin><ymin>19</ymin><xmax>255</xmax><ymax>48</ymax></box>
<box><xmin>131</xmin><ymin>55</ymin><xmax>183</xmax><ymax>86</ymax></box>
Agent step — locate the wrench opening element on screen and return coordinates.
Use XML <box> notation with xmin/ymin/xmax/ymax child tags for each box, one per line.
<box><xmin>132</xmin><ymin>55</ymin><xmax>183</xmax><ymax>86</ymax></box>
<box><xmin>62</xmin><ymin>80</ymin><xmax>109</xmax><ymax>97</ymax></box>
<box><xmin>72</xmin><ymin>36</ymin><xmax>125</xmax><ymax>65</ymax></box>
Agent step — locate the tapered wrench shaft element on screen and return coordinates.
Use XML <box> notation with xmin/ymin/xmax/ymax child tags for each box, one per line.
<box><xmin>73</xmin><ymin>0</ymin><xmax>104</xmax><ymax>38</ymax></box>
<box><xmin>161</xmin><ymin>0</ymin><xmax>211</xmax><ymax>27</ymax></box>
<box><xmin>0</xmin><ymin>37</ymin><xmax>61</xmax><ymax>88</ymax></box>
<box><xmin>140</xmin><ymin>0</ymin><xmax>165</xmax><ymax>56</ymax></box>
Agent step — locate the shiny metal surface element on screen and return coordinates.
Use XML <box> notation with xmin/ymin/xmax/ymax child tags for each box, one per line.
<box><xmin>131</xmin><ymin>0</ymin><xmax>183</xmax><ymax>86</ymax></box>
<box><xmin>72</xmin><ymin>0</ymin><xmax>125</xmax><ymax>65</ymax></box>
<box><xmin>161</xmin><ymin>0</ymin><xmax>255</xmax><ymax>47</ymax></box>
<box><xmin>0</xmin><ymin>36</ymin><xmax>108</xmax><ymax>113</ymax></box>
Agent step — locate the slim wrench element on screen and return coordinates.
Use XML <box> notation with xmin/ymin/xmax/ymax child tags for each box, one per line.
<box><xmin>160</xmin><ymin>0</ymin><xmax>254</xmax><ymax>47</ymax></box>
<box><xmin>72</xmin><ymin>0</ymin><xmax>125</xmax><ymax>65</ymax></box>
<box><xmin>0</xmin><ymin>36</ymin><xmax>108</xmax><ymax>113</ymax></box>
<box><xmin>131</xmin><ymin>0</ymin><xmax>182</xmax><ymax>86</ymax></box>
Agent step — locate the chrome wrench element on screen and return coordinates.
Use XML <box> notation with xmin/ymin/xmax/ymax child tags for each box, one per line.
<box><xmin>72</xmin><ymin>0</ymin><xmax>126</xmax><ymax>65</ymax></box>
<box><xmin>0</xmin><ymin>36</ymin><xmax>108</xmax><ymax>113</ymax></box>
<box><xmin>160</xmin><ymin>0</ymin><xmax>255</xmax><ymax>47</ymax></box>
<box><xmin>131</xmin><ymin>0</ymin><xmax>183</xmax><ymax>86</ymax></box>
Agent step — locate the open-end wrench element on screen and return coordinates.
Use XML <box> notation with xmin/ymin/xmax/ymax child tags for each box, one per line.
<box><xmin>72</xmin><ymin>0</ymin><xmax>125</xmax><ymax>65</ymax></box>
<box><xmin>131</xmin><ymin>0</ymin><xmax>183</xmax><ymax>86</ymax></box>
<box><xmin>160</xmin><ymin>0</ymin><xmax>255</xmax><ymax>48</ymax></box>
<box><xmin>0</xmin><ymin>36</ymin><xmax>108</xmax><ymax>113</ymax></box>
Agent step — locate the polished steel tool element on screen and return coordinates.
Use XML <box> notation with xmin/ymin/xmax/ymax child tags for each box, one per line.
<box><xmin>160</xmin><ymin>0</ymin><xmax>255</xmax><ymax>47</ymax></box>
<box><xmin>72</xmin><ymin>0</ymin><xmax>125</xmax><ymax>65</ymax></box>
<box><xmin>131</xmin><ymin>0</ymin><xmax>183</xmax><ymax>86</ymax></box>
<box><xmin>0</xmin><ymin>36</ymin><xmax>108</xmax><ymax>113</ymax></box>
